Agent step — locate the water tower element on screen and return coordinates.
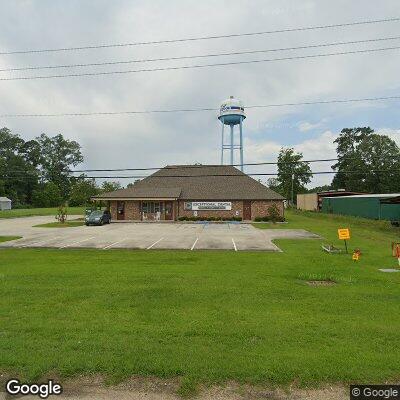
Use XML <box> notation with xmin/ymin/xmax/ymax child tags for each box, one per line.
<box><xmin>218</xmin><ymin>96</ymin><xmax>246</xmax><ymax>171</ymax></box>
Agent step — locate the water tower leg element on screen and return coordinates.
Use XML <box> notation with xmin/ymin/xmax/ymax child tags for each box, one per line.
<box><xmin>239</xmin><ymin>117</ymin><xmax>244</xmax><ymax>172</ymax></box>
<box><xmin>230</xmin><ymin>124</ymin><xmax>234</xmax><ymax>165</ymax></box>
<box><xmin>221</xmin><ymin>123</ymin><xmax>224</xmax><ymax>165</ymax></box>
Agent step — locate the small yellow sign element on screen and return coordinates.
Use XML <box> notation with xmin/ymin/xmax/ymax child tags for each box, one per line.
<box><xmin>338</xmin><ymin>228</ymin><xmax>350</xmax><ymax>240</ymax></box>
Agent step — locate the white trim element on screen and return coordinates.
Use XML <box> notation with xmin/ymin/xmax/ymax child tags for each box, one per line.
<box><xmin>190</xmin><ymin>237</ymin><xmax>199</xmax><ymax>250</ymax></box>
<box><xmin>323</xmin><ymin>193</ymin><xmax>400</xmax><ymax>199</ymax></box>
<box><xmin>59</xmin><ymin>237</ymin><xmax>95</xmax><ymax>249</ymax></box>
<box><xmin>147</xmin><ymin>237</ymin><xmax>164</xmax><ymax>250</ymax></box>
<box><xmin>102</xmin><ymin>238</ymin><xmax>127</xmax><ymax>250</ymax></box>
<box><xmin>232</xmin><ymin>238</ymin><xmax>237</xmax><ymax>251</ymax></box>
<box><xmin>19</xmin><ymin>236</ymin><xmax>62</xmax><ymax>248</ymax></box>
<box><xmin>92</xmin><ymin>197</ymin><xmax>178</xmax><ymax>201</ymax></box>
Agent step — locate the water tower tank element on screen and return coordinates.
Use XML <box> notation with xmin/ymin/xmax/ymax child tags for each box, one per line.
<box><xmin>218</xmin><ymin>96</ymin><xmax>246</xmax><ymax>125</ymax></box>
<box><xmin>218</xmin><ymin>96</ymin><xmax>246</xmax><ymax>171</ymax></box>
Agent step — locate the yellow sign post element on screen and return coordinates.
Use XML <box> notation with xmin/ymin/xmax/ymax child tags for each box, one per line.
<box><xmin>338</xmin><ymin>228</ymin><xmax>350</xmax><ymax>253</ymax></box>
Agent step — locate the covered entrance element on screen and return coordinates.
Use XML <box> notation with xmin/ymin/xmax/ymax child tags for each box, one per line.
<box><xmin>141</xmin><ymin>201</ymin><xmax>175</xmax><ymax>221</ymax></box>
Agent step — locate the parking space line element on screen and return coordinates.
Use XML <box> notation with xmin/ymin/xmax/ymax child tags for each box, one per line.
<box><xmin>59</xmin><ymin>237</ymin><xmax>95</xmax><ymax>249</ymax></box>
<box><xmin>147</xmin><ymin>237</ymin><xmax>164</xmax><ymax>250</ymax></box>
<box><xmin>232</xmin><ymin>238</ymin><xmax>237</xmax><ymax>251</ymax></box>
<box><xmin>19</xmin><ymin>236</ymin><xmax>62</xmax><ymax>248</ymax></box>
<box><xmin>190</xmin><ymin>237</ymin><xmax>199</xmax><ymax>251</ymax></box>
<box><xmin>102</xmin><ymin>238</ymin><xmax>127</xmax><ymax>250</ymax></box>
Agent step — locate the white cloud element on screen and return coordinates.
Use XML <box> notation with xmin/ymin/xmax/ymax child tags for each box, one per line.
<box><xmin>376</xmin><ymin>128</ymin><xmax>400</xmax><ymax>145</ymax></box>
<box><xmin>0</xmin><ymin>0</ymin><xmax>399</xmax><ymax>187</ymax></box>
<box><xmin>298</xmin><ymin>119</ymin><xmax>327</xmax><ymax>132</ymax></box>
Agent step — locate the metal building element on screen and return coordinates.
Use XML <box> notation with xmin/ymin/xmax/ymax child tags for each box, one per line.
<box><xmin>0</xmin><ymin>197</ymin><xmax>12</xmax><ymax>211</ymax></box>
<box><xmin>297</xmin><ymin>190</ymin><xmax>368</xmax><ymax>211</ymax></box>
<box><xmin>321</xmin><ymin>194</ymin><xmax>400</xmax><ymax>221</ymax></box>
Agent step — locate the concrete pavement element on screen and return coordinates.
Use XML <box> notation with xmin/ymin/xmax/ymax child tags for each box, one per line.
<box><xmin>0</xmin><ymin>216</ymin><xmax>320</xmax><ymax>251</ymax></box>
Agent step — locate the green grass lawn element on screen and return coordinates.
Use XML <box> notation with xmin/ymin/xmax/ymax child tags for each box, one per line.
<box><xmin>0</xmin><ymin>236</ymin><xmax>21</xmax><ymax>243</ymax></box>
<box><xmin>1</xmin><ymin>209</ymin><xmax>400</xmax><ymax>395</ymax></box>
<box><xmin>33</xmin><ymin>220</ymin><xmax>85</xmax><ymax>228</ymax></box>
<box><xmin>0</xmin><ymin>207</ymin><xmax>84</xmax><ymax>219</ymax></box>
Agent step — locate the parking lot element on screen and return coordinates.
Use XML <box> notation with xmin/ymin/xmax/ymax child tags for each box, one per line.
<box><xmin>0</xmin><ymin>216</ymin><xmax>319</xmax><ymax>251</ymax></box>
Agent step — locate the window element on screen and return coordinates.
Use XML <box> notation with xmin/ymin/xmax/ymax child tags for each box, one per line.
<box><xmin>142</xmin><ymin>202</ymin><xmax>164</xmax><ymax>214</ymax></box>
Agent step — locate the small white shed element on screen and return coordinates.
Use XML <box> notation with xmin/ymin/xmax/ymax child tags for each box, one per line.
<box><xmin>0</xmin><ymin>197</ymin><xmax>12</xmax><ymax>211</ymax></box>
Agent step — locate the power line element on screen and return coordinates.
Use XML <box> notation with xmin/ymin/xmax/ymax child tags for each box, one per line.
<box><xmin>1</xmin><ymin>170</ymin><xmax>399</xmax><ymax>180</ymax></box>
<box><xmin>1</xmin><ymin>35</ymin><xmax>399</xmax><ymax>72</ymax></box>
<box><xmin>1</xmin><ymin>95</ymin><xmax>399</xmax><ymax>118</ymax></box>
<box><xmin>5</xmin><ymin>155</ymin><xmax>400</xmax><ymax>177</ymax></box>
<box><xmin>67</xmin><ymin>156</ymin><xmax>400</xmax><ymax>173</ymax></box>
<box><xmin>1</xmin><ymin>17</ymin><xmax>399</xmax><ymax>55</ymax></box>
<box><xmin>1</xmin><ymin>45</ymin><xmax>399</xmax><ymax>81</ymax></box>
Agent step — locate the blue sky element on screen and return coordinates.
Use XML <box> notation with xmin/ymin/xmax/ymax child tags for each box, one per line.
<box><xmin>0</xmin><ymin>0</ymin><xmax>399</xmax><ymax>188</ymax></box>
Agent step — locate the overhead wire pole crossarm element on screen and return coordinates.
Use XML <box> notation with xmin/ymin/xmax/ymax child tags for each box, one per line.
<box><xmin>0</xmin><ymin>17</ymin><xmax>399</xmax><ymax>55</ymax></box>
<box><xmin>1</xmin><ymin>46</ymin><xmax>400</xmax><ymax>81</ymax></box>
<box><xmin>1</xmin><ymin>95</ymin><xmax>400</xmax><ymax>118</ymax></box>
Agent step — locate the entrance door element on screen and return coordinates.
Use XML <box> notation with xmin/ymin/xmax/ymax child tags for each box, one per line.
<box><xmin>243</xmin><ymin>201</ymin><xmax>252</xmax><ymax>220</ymax></box>
<box><xmin>117</xmin><ymin>201</ymin><xmax>125</xmax><ymax>220</ymax></box>
<box><xmin>165</xmin><ymin>201</ymin><xmax>173</xmax><ymax>220</ymax></box>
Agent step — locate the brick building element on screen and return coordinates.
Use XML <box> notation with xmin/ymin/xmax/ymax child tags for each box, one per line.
<box><xmin>93</xmin><ymin>165</ymin><xmax>284</xmax><ymax>221</ymax></box>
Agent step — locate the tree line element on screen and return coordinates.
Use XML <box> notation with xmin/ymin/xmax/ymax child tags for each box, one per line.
<box><xmin>1</xmin><ymin>126</ymin><xmax>400</xmax><ymax>208</ymax></box>
<box><xmin>0</xmin><ymin>127</ymin><xmax>121</xmax><ymax>208</ymax></box>
<box><xmin>268</xmin><ymin>127</ymin><xmax>400</xmax><ymax>201</ymax></box>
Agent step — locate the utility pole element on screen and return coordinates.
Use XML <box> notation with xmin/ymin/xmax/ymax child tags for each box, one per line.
<box><xmin>291</xmin><ymin>173</ymin><xmax>295</xmax><ymax>206</ymax></box>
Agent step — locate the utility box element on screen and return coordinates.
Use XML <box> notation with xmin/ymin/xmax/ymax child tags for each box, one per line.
<box><xmin>0</xmin><ymin>197</ymin><xmax>11</xmax><ymax>211</ymax></box>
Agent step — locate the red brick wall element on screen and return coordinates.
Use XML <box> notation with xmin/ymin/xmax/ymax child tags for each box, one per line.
<box><xmin>177</xmin><ymin>200</ymin><xmax>243</xmax><ymax>219</ymax></box>
<box><xmin>110</xmin><ymin>201</ymin><xmax>118</xmax><ymax>220</ymax></box>
<box><xmin>251</xmin><ymin>200</ymin><xmax>284</xmax><ymax>219</ymax></box>
<box><xmin>178</xmin><ymin>200</ymin><xmax>284</xmax><ymax>220</ymax></box>
<box><xmin>109</xmin><ymin>199</ymin><xmax>284</xmax><ymax>221</ymax></box>
<box><xmin>109</xmin><ymin>200</ymin><xmax>141</xmax><ymax>220</ymax></box>
<box><xmin>125</xmin><ymin>201</ymin><xmax>141</xmax><ymax>220</ymax></box>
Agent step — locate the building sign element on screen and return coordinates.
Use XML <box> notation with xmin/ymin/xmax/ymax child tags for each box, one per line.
<box><xmin>184</xmin><ymin>202</ymin><xmax>232</xmax><ymax>211</ymax></box>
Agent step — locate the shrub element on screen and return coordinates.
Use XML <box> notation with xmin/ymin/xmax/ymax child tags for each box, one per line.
<box><xmin>267</xmin><ymin>203</ymin><xmax>281</xmax><ymax>223</ymax></box>
<box><xmin>55</xmin><ymin>205</ymin><xmax>68</xmax><ymax>223</ymax></box>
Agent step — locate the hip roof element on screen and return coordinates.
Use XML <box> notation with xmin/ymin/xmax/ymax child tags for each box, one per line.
<box><xmin>93</xmin><ymin>165</ymin><xmax>284</xmax><ymax>201</ymax></box>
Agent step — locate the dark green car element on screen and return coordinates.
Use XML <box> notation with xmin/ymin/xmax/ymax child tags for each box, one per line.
<box><xmin>85</xmin><ymin>210</ymin><xmax>111</xmax><ymax>226</ymax></box>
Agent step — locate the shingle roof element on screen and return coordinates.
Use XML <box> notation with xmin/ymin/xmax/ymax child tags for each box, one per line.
<box><xmin>95</xmin><ymin>186</ymin><xmax>181</xmax><ymax>199</ymax></box>
<box><xmin>94</xmin><ymin>165</ymin><xmax>284</xmax><ymax>201</ymax></box>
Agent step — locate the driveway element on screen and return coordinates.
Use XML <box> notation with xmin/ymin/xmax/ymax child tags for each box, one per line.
<box><xmin>0</xmin><ymin>216</ymin><xmax>319</xmax><ymax>251</ymax></box>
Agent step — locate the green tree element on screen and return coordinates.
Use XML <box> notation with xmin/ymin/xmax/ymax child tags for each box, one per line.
<box><xmin>0</xmin><ymin>127</ymin><xmax>40</xmax><ymax>205</ymax></box>
<box><xmin>32</xmin><ymin>182</ymin><xmax>62</xmax><ymax>207</ymax></box>
<box><xmin>332</xmin><ymin>127</ymin><xmax>400</xmax><ymax>192</ymax></box>
<box><xmin>266</xmin><ymin>178</ymin><xmax>280</xmax><ymax>192</ymax></box>
<box><xmin>307</xmin><ymin>184</ymin><xmax>331</xmax><ymax>193</ymax></box>
<box><xmin>36</xmin><ymin>133</ymin><xmax>83</xmax><ymax>200</ymax></box>
<box><xmin>276</xmin><ymin>148</ymin><xmax>312</xmax><ymax>203</ymax></box>
<box><xmin>101</xmin><ymin>181</ymin><xmax>122</xmax><ymax>193</ymax></box>
<box><xmin>69</xmin><ymin>176</ymin><xmax>99</xmax><ymax>206</ymax></box>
